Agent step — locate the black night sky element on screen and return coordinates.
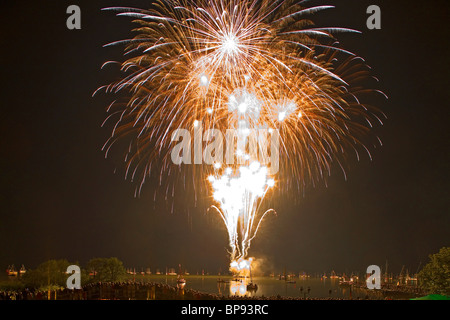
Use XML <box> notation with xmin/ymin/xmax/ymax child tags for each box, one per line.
<box><xmin>1</xmin><ymin>0</ymin><xmax>448</xmax><ymax>276</ymax></box>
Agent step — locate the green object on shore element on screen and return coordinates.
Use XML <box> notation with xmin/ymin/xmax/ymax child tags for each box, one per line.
<box><xmin>411</xmin><ymin>294</ymin><xmax>450</xmax><ymax>300</ymax></box>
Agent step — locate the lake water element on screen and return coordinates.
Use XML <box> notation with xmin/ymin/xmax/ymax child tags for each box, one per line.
<box><xmin>146</xmin><ymin>275</ymin><xmax>375</xmax><ymax>299</ymax></box>
<box><xmin>0</xmin><ymin>273</ymin><xmax>398</xmax><ymax>299</ymax></box>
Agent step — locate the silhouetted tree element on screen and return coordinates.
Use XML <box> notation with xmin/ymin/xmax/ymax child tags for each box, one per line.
<box><xmin>86</xmin><ymin>257</ymin><xmax>126</xmax><ymax>282</ymax></box>
<box><xmin>418</xmin><ymin>247</ymin><xmax>450</xmax><ymax>295</ymax></box>
<box><xmin>21</xmin><ymin>259</ymin><xmax>70</xmax><ymax>290</ymax></box>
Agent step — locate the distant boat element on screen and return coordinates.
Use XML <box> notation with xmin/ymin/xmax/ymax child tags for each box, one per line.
<box><xmin>247</xmin><ymin>282</ymin><xmax>258</xmax><ymax>291</ymax></box>
<box><xmin>177</xmin><ymin>264</ymin><xmax>186</xmax><ymax>287</ymax></box>
<box><xmin>246</xmin><ymin>262</ymin><xmax>258</xmax><ymax>291</ymax></box>
<box><xmin>287</xmin><ymin>273</ymin><xmax>296</xmax><ymax>284</ymax></box>
<box><xmin>286</xmin><ymin>276</ymin><xmax>296</xmax><ymax>284</ymax></box>
<box><xmin>339</xmin><ymin>279</ymin><xmax>353</xmax><ymax>287</ymax></box>
<box><xmin>167</xmin><ymin>267</ymin><xmax>177</xmax><ymax>276</ymax></box>
<box><xmin>286</xmin><ymin>279</ymin><xmax>296</xmax><ymax>284</ymax></box>
<box><xmin>281</xmin><ymin>267</ymin><xmax>296</xmax><ymax>283</ymax></box>
<box><xmin>19</xmin><ymin>265</ymin><xmax>26</xmax><ymax>275</ymax></box>
<box><xmin>168</xmin><ymin>267</ymin><xmax>177</xmax><ymax>276</ymax></box>
<box><xmin>6</xmin><ymin>265</ymin><xmax>18</xmax><ymax>277</ymax></box>
<box><xmin>126</xmin><ymin>268</ymin><xmax>136</xmax><ymax>275</ymax></box>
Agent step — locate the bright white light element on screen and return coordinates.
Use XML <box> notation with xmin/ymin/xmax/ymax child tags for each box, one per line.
<box><xmin>209</xmin><ymin>164</ymin><xmax>275</xmax><ymax>262</ymax></box>
<box><xmin>193</xmin><ymin>120</ymin><xmax>199</xmax><ymax>127</ymax></box>
<box><xmin>207</xmin><ymin>108</ymin><xmax>213</xmax><ymax>114</ymax></box>
<box><xmin>200</xmin><ymin>74</ymin><xmax>209</xmax><ymax>87</ymax></box>
<box><xmin>228</xmin><ymin>89</ymin><xmax>262</xmax><ymax>121</ymax></box>
<box><xmin>249</xmin><ymin>161</ymin><xmax>260</xmax><ymax>172</ymax></box>
<box><xmin>214</xmin><ymin>162</ymin><xmax>222</xmax><ymax>169</ymax></box>
<box><xmin>221</xmin><ymin>35</ymin><xmax>239</xmax><ymax>55</ymax></box>
<box><xmin>238</xmin><ymin>102</ymin><xmax>248</xmax><ymax>114</ymax></box>
<box><xmin>274</xmin><ymin>99</ymin><xmax>296</xmax><ymax>122</ymax></box>
<box><xmin>239</xmin><ymin>260</ymin><xmax>248</xmax><ymax>270</ymax></box>
<box><xmin>267</xmin><ymin>179</ymin><xmax>275</xmax><ymax>187</ymax></box>
<box><xmin>298</xmin><ymin>111</ymin><xmax>303</xmax><ymax>118</ymax></box>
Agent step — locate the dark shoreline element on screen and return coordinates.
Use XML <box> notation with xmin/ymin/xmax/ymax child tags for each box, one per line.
<box><xmin>0</xmin><ymin>280</ymin><xmax>422</xmax><ymax>301</ymax></box>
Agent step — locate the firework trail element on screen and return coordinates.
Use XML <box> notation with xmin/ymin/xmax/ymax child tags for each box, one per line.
<box><xmin>208</xmin><ymin>162</ymin><xmax>275</xmax><ymax>262</ymax></box>
<box><xmin>98</xmin><ymin>0</ymin><xmax>385</xmax><ymax>271</ymax></box>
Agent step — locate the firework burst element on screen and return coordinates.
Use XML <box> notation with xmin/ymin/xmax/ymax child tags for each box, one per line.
<box><xmin>98</xmin><ymin>0</ymin><xmax>386</xmax><ymax>270</ymax></box>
